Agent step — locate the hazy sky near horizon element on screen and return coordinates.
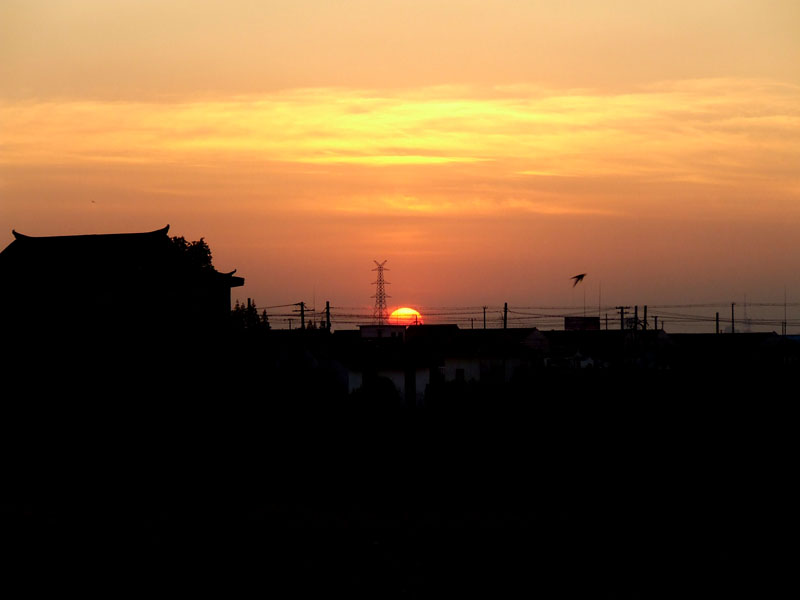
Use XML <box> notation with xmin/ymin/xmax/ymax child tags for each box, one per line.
<box><xmin>2</xmin><ymin>1</ymin><xmax>799</xmax><ymax>321</ymax></box>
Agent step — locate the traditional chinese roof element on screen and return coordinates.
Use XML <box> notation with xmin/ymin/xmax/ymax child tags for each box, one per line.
<box><xmin>0</xmin><ymin>225</ymin><xmax>242</xmax><ymax>287</ymax></box>
<box><xmin>0</xmin><ymin>225</ymin><xmax>171</xmax><ymax>269</ymax></box>
<box><xmin>10</xmin><ymin>224</ymin><xmax>170</xmax><ymax>243</ymax></box>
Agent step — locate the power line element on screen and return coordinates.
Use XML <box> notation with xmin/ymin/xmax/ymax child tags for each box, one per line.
<box><xmin>238</xmin><ymin>299</ymin><xmax>799</xmax><ymax>333</ymax></box>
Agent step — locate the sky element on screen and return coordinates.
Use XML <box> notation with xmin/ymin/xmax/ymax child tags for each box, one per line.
<box><xmin>2</xmin><ymin>1</ymin><xmax>799</xmax><ymax>329</ymax></box>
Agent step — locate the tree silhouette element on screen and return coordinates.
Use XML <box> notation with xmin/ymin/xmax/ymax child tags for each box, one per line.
<box><xmin>169</xmin><ymin>236</ymin><xmax>213</xmax><ymax>271</ymax></box>
<box><xmin>232</xmin><ymin>298</ymin><xmax>270</xmax><ymax>331</ymax></box>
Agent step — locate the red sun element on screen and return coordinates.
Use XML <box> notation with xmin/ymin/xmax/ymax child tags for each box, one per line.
<box><xmin>389</xmin><ymin>307</ymin><xmax>423</xmax><ymax>326</ymax></box>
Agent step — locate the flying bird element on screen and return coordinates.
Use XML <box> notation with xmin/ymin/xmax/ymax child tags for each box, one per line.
<box><xmin>571</xmin><ymin>273</ymin><xmax>587</xmax><ymax>287</ymax></box>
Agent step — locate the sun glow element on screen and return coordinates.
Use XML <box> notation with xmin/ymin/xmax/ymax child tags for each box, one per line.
<box><xmin>389</xmin><ymin>307</ymin><xmax>423</xmax><ymax>326</ymax></box>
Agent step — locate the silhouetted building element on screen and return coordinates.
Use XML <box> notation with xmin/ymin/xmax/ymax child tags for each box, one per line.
<box><xmin>564</xmin><ymin>316</ymin><xmax>600</xmax><ymax>331</ymax></box>
<box><xmin>0</xmin><ymin>225</ymin><xmax>243</xmax><ymax>339</ymax></box>
<box><xmin>359</xmin><ymin>324</ymin><xmax>407</xmax><ymax>340</ymax></box>
<box><xmin>667</xmin><ymin>332</ymin><xmax>797</xmax><ymax>370</ymax></box>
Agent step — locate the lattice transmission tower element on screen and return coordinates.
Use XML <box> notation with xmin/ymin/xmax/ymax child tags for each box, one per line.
<box><xmin>371</xmin><ymin>260</ymin><xmax>390</xmax><ymax>324</ymax></box>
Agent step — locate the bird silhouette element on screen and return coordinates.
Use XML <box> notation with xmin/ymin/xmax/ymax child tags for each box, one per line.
<box><xmin>571</xmin><ymin>273</ymin><xmax>587</xmax><ymax>287</ymax></box>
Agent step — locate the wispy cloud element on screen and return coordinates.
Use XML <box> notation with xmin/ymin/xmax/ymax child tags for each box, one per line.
<box><xmin>2</xmin><ymin>79</ymin><xmax>798</xmax><ymax>217</ymax></box>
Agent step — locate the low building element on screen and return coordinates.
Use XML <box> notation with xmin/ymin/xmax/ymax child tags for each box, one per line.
<box><xmin>358</xmin><ymin>324</ymin><xmax>407</xmax><ymax>340</ymax></box>
<box><xmin>564</xmin><ymin>316</ymin><xmax>601</xmax><ymax>331</ymax></box>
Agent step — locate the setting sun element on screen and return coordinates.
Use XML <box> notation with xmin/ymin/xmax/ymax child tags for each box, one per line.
<box><xmin>389</xmin><ymin>307</ymin><xmax>423</xmax><ymax>326</ymax></box>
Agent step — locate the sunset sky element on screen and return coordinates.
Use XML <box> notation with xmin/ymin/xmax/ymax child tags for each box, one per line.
<box><xmin>2</xmin><ymin>1</ymin><xmax>799</xmax><ymax>328</ymax></box>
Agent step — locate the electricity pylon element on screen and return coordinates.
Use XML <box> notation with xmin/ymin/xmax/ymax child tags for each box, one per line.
<box><xmin>372</xmin><ymin>260</ymin><xmax>390</xmax><ymax>325</ymax></box>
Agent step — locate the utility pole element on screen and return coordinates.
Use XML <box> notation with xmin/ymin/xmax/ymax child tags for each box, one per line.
<box><xmin>634</xmin><ymin>306</ymin><xmax>639</xmax><ymax>331</ymax></box>
<box><xmin>503</xmin><ymin>302</ymin><xmax>508</xmax><ymax>329</ymax></box>
<box><xmin>731</xmin><ymin>302</ymin><xmax>736</xmax><ymax>334</ymax></box>
<box><xmin>599</xmin><ymin>282</ymin><xmax>602</xmax><ymax>318</ymax></box>
<box><xmin>298</xmin><ymin>301</ymin><xmax>306</xmax><ymax>330</ymax></box>
<box><xmin>643</xmin><ymin>306</ymin><xmax>647</xmax><ymax>331</ymax></box>
<box><xmin>784</xmin><ymin>287</ymin><xmax>788</xmax><ymax>336</ymax></box>
<box><xmin>483</xmin><ymin>306</ymin><xmax>487</xmax><ymax>329</ymax></box>
<box><xmin>616</xmin><ymin>306</ymin><xmax>630</xmax><ymax>331</ymax></box>
<box><xmin>716</xmin><ymin>312</ymin><xmax>719</xmax><ymax>334</ymax></box>
<box><xmin>654</xmin><ymin>316</ymin><xmax>658</xmax><ymax>331</ymax></box>
<box><xmin>325</xmin><ymin>301</ymin><xmax>331</xmax><ymax>332</ymax></box>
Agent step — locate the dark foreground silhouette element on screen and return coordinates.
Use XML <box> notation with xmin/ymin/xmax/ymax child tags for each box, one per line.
<box><xmin>2</xmin><ymin>330</ymin><xmax>792</xmax><ymax>598</ymax></box>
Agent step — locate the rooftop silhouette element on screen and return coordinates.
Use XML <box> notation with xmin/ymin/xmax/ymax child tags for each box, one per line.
<box><xmin>0</xmin><ymin>225</ymin><xmax>243</xmax><ymax>339</ymax></box>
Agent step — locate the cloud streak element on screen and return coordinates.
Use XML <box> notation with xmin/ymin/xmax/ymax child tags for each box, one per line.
<box><xmin>1</xmin><ymin>79</ymin><xmax>798</xmax><ymax>219</ymax></box>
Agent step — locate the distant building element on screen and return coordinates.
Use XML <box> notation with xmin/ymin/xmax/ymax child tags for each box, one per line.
<box><xmin>564</xmin><ymin>316</ymin><xmax>600</xmax><ymax>331</ymax></box>
<box><xmin>358</xmin><ymin>324</ymin><xmax>407</xmax><ymax>340</ymax></box>
<box><xmin>0</xmin><ymin>225</ymin><xmax>243</xmax><ymax>338</ymax></box>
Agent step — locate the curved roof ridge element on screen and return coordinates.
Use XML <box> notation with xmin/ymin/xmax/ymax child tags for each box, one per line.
<box><xmin>10</xmin><ymin>225</ymin><xmax>169</xmax><ymax>241</ymax></box>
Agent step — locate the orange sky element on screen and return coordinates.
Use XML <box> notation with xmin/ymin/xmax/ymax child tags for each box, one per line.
<box><xmin>2</xmin><ymin>1</ymin><xmax>799</xmax><ymax>328</ymax></box>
